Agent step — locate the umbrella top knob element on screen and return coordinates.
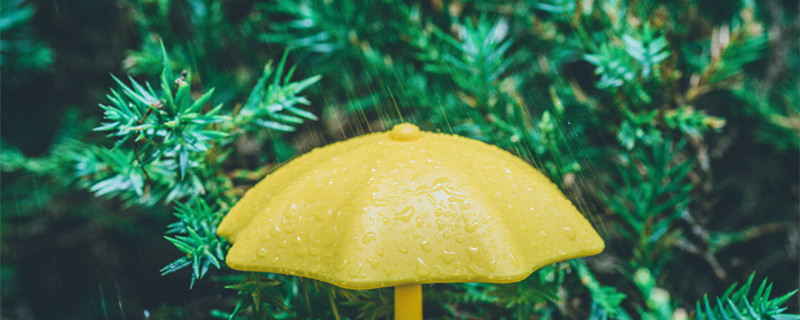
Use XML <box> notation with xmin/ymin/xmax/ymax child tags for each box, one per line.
<box><xmin>389</xmin><ymin>123</ymin><xmax>421</xmax><ymax>141</ymax></box>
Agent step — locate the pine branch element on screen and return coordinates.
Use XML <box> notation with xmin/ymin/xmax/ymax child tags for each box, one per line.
<box><xmin>601</xmin><ymin>140</ymin><xmax>695</xmax><ymax>272</ymax></box>
<box><xmin>234</xmin><ymin>50</ymin><xmax>321</xmax><ymax>133</ymax></box>
<box><xmin>571</xmin><ymin>260</ymin><xmax>630</xmax><ymax>320</ymax></box>
<box><xmin>161</xmin><ymin>197</ymin><xmax>227</xmax><ymax>288</ymax></box>
<box><xmin>695</xmin><ymin>274</ymin><xmax>799</xmax><ymax>320</ymax></box>
<box><xmin>96</xmin><ymin>43</ymin><xmax>228</xmax><ymax>182</ymax></box>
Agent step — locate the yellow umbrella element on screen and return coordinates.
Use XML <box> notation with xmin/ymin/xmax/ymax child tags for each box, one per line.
<box><xmin>218</xmin><ymin>123</ymin><xmax>604</xmax><ymax>319</ymax></box>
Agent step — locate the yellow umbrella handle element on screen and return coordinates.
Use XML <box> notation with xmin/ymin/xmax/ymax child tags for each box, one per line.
<box><xmin>394</xmin><ymin>284</ymin><xmax>422</xmax><ymax>320</ymax></box>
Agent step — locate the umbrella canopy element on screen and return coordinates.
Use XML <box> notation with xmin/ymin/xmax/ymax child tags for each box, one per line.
<box><xmin>218</xmin><ymin>123</ymin><xmax>604</xmax><ymax>290</ymax></box>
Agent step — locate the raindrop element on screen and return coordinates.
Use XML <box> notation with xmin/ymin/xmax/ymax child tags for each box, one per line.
<box><xmin>419</xmin><ymin>239</ymin><xmax>432</xmax><ymax>252</ymax></box>
<box><xmin>396</xmin><ymin>206</ymin><xmax>415</xmax><ymax>222</ymax></box>
<box><xmin>563</xmin><ymin>225</ymin><xmax>576</xmax><ymax>240</ymax></box>
<box><xmin>439</xmin><ymin>250</ymin><xmax>456</xmax><ymax>264</ymax></box>
<box><xmin>454</xmin><ymin>233</ymin><xmax>465</xmax><ymax>243</ymax></box>
<box><xmin>507</xmin><ymin>252</ymin><xmax>520</xmax><ymax>267</ymax></box>
<box><xmin>362</xmin><ymin>232</ymin><xmax>377</xmax><ymax>245</ymax></box>
<box><xmin>467</xmin><ymin>262</ymin><xmax>485</xmax><ymax>274</ymax></box>
<box><xmin>415</xmin><ymin>258</ymin><xmax>431</xmax><ymax>277</ymax></box>
<box><xmin>348</xmin><ymin>263</ymin><xmax>363</xmax><ymax>277</ymax></box>
<box><xmin>466</xmin><ymin>247</ymin><xmax>481</xmax><ymax>260</ymax></box>
<box><xmin>258</xmin><ymin>248</ymin><xmax>268</xmax><ymax>257</ymax></box>
<box><xmin>396</xmin><ymin>242</ymin><xmax>409</xmax><ymax>253</ymax></box>
<box><xmin>367</xmin><ymin>256</ymin><xmax>380</xmax><ymax>268</ymax></box>
<box><xmin>433</xmin><ymin>264</ymin><xmax>447</xmax><ymax>276</ymax></box>
<box><xmin>464</xmin><ymin>222</ymin><xmax>478</xmax><ymax>233</ymax></box>
<box><xmin>375</xmin><ymin>247</ymin><xmax>385</xmax><ymax>256</ymax></box>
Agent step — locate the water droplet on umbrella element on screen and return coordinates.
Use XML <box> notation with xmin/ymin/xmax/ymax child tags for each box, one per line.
<box><xmin>284</xmin><ymin>221</ymin><xmax>296</xmax><ymax>233</ymax></box>
<box><xmin>563</xmin><ymin>225</ymin><xmax>576</xmax><ymax>240</ymax></box>
<box><xmin>467</xmin><ymin>261</ymin><xmax>485</xmax><ymax>274</ymax></box>
<box><xmin>349</xmin><ymin>263</ymin><xmax>363</xmax><ymax>277</ymax></box>
<box><xmin>396</xmin><ymin>206</ymin><xmax>414</xmax><ymax>222</ymax></box>
<box><xmin>270</xmin><ymin>226</ymin><xmax>282</xmax><ymax>237</ymax></box>
<box><xmin>464</xmin><ymin>222</ymin><xmax>478</xmax><ymax>233</ymax></box>
<box><xmin>362</xmin><ymin>232</ymin><xmax>377</xmax><ymax>244</ymax></box>
<box><xmin>396</xmin><ymin>242</ymin><xmax>408</xmax><ymax>253</ymax></box>
<box><xmin>415</xmin><ymin>258</ymin><xmax>431</xmax><ymax>276</ymax></box>
<box><xmin>439</xmin><ymin>250</ymin><xmax>456</xmax><ymax>264</ymax></box>
<box><xmin>367</xmin><ymin>257</ymin><xmax>380</xmax><ymax>268</ymax></box>
<box><xmin>415</xmin><ymin>216</ymin><xmax>425</xmax><ymax>228</ymax></box>
<box><xmin>466</xmin><ymin>246</ymin><xmax>480</xmax><ymax>260</ymax></box>
<box><xmin>420</xmin><ymin>239</ymin><xmax>432</xmax><ymax>252</ymax></box>
<box><xmin>488</xmin><ymin>259</ymin><xmax>497</xmax><ymax>272</ymax></box>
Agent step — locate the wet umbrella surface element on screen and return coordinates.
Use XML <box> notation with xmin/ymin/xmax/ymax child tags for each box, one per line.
<box><xmin>218</xmin><ymin>123</ymin><xmax>604</xmax><ymax>318</ymax></box>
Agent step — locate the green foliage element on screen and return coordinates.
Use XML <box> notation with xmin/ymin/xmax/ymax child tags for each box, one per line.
<box><xmin>161</xmin><ymin>198</ymin><xmax>227</xmax><ymax>288</ymax></box>
<box><xmin>236</xmin><ymin>51</ymin><xmax>322</xmax><ymax>133</ymax></box>
<box><xmin>601</xmin><ymin>140</ymin><xmax>694</xmax><ymax>273</ymax></box>
<box><xmin>74</xmin><ymin>0</ymin><xmax>800</xmax><ymax>317</ymax></box>
<box><xmin>634</xmin><ymin>268</ymin><xmax>676</xmax><ymax>320</ymax></box>
<box><xmin>72</xmin><ymin>46</ymin><xmax>321</xmax><ymax>298</ymax></box>
<box><xmin>488</xmin><ymin>264</ymin><xmax>563</xmax><ymax>319</ymax></box>
<box><xmin>0</xmin><ymin>0</ymin><xmax>54</xmax><ymax>85</ymax></box>
<box><xmin>83</xmin><ymin>46</ymin><xmax>227</xmax><ymax>205</ymax></box>
<box><xmin>122</xmin><ymin>0</ymin><xmax>268</xmax><ymax>102</ymax></box>
<box><xmin>2</xmin><ymin>0</ymin><xmax>798</xmax><ymax>318</ymax></box>
<box><xmin>695</xmin><ymin>274</ymin><xmax>800</xmax><ymax>320</ymax></box>
<box><xmin>572</xmin><ymin>260</ymin><xmax>630</xmax><ymax>320</ymax></box>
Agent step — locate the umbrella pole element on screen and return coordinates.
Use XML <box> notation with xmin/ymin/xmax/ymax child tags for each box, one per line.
<box><xmin>394</xmin><ymin>284</ymin><xmax>422</xmax><ymax>320</ymax></box>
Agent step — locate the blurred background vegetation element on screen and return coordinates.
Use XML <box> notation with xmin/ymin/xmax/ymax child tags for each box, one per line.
<box><xmin>1</xmin><ymin>0</ymin><xmax>798</xmax><ymax>319</ymax></box>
